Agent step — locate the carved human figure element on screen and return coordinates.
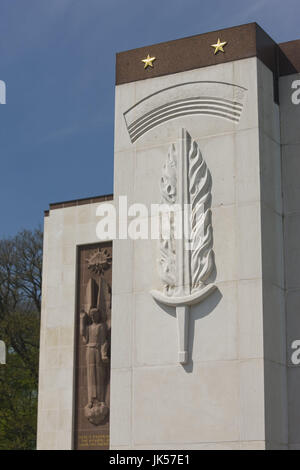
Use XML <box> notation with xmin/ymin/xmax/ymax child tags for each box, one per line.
<box><xmin>80</xmin><ymin>307</ymin><xmax>109</xmax><ymax>420</ymax></box>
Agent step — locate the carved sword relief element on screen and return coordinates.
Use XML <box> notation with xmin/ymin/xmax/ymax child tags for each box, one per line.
<box><xmin>151</xmin><ymin>128</ymin><xmax>216</xmax><ymax>364</ymax></box>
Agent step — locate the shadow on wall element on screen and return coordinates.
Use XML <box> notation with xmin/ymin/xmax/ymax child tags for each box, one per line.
<box><xmin>186</xmin><ymin>288</ymin><xmax>222</xmax><ymax>373</ymax></box>
<box><xmin>157</xmin><ymin>287</ymin><xmax>222</xmax><ymax>373</ymax></box>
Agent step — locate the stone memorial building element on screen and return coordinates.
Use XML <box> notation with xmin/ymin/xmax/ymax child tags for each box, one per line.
<box><xmin>37</xmin><ymin>23</ymin><xmax>300</xmax><ymax>450</ymax></box>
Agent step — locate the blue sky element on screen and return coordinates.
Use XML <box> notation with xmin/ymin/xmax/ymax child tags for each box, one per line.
<box><xmin>0</xmin><ymin>0</ymin><xmax>299</xmax><ymax>237</ymax></box>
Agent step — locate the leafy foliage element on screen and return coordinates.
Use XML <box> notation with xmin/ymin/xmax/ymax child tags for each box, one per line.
<box><xmin>0</xmin><ymin>228</ymin><xmax>42</xmax><ymax>450</ymax></box>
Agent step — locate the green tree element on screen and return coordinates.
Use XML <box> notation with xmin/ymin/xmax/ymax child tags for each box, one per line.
<box><xmin>0</xmin><ymin>228</ymin><xmax>42</xmax><ymax>450</ymax></box>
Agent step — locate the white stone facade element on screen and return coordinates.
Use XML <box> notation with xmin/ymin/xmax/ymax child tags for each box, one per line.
<box><xmin>280</xmin><ymin>72</ymin><xmax>300</xmax><ymax>450</ymax></box>
<box><xmin>110</xmin><ymin>56</ymin><xmax>285</xmax><ymax>450</ymax></box>
<box><xmin>37</xmin><ymin>47</ymin><xmax>300</xmax><ymax>449</ymax></box>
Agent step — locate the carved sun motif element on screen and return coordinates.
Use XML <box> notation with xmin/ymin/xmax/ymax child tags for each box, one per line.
<box><xmin>86</xmin><ymin>248</ymin><xmax>112</xmax><ymax>275</ymax></box>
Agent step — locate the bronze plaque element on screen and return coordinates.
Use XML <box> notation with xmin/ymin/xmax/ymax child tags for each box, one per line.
<box><xmin>74</xmin><ymin>242</ymin><xmax>112</xmax><ymax>450</ymax></box>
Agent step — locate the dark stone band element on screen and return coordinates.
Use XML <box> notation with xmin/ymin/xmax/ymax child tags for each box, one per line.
<box><xmin>116</xmin><ymin>23</ymin><xmax>300</xmax><ymax>86</ymax></box>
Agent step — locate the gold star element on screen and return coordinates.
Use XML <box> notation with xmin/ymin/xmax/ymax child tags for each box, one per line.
<box><xmin>141</xmin><ymin>54</ymin><xmax>156</xmax><ymax>69</ymax></box>
<box><xmin>211</xmin><ymin>38</ymin><xmax>227</xmax><ymax>55</ymax></box>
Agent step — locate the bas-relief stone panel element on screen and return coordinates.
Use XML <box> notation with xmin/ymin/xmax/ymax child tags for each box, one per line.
<box><xmin>73</xmin><ymin>243</ymin><xmax>112</xmax><ymax>450</ymax></box>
